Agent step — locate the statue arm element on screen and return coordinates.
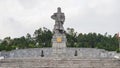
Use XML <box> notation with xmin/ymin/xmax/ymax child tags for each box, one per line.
<box><xmin>61</xmin><ymin>13</ymin><xmax>65</xmax><ymax>23</ymax></box>
<box><xmin>51</xmin><ymin>13</ymin><xmax>56</xmax><ymax>20</ymax></box>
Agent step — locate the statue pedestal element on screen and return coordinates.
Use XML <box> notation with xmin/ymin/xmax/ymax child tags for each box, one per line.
<box><xmin>52</xmin><ymin>33</ymin><xmax>67</xmax><ymax>57</ymax></box>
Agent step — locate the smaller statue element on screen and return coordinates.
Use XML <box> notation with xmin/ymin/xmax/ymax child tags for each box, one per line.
<box><xmin>51</xmin><ymin>7</ymin><xmax>65</xmax><ymax>34</ymax></box>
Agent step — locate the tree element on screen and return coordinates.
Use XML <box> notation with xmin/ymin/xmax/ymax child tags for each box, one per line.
<box><xmin>66</xmin><ymin>28</ymin><xmax>77</xmax><ymax>47</ymax></box>
<box><xmin>0</xmin><ymin>27</ymin><xmax>119</xmax><ymax>52</ymax></box>
<box><xmin>26</xmin><ymin>33</ymin><xmax>35</xmax><ymax>48</ymax></box>
<box><xmin>33</xmin><ymin>27</ymin><xmax>52</xmax><ymax>48</ymax></box>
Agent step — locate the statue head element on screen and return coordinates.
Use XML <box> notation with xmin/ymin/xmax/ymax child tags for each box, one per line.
<box><xmin>57</xmin><ymin>7</ymin><xmax>61</xmax><ymax>13</ymax></box>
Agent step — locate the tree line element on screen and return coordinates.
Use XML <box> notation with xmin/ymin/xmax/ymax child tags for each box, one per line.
<box><xmin>0</xmin><ymin>27</ymin><xmax>119</xmax><ymax>52</ymax></box>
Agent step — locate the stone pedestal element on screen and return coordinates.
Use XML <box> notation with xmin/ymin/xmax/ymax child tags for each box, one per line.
<box><xmin>52</xmin><ymin>33</ymin><xmax>67</xmax><ymax>57</ymax></box>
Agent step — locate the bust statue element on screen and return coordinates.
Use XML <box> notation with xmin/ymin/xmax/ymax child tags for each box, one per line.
<box><xmin>51</xmin><ymin>7</ymin><xmax>65</xmax><ymax>34</ymax></box>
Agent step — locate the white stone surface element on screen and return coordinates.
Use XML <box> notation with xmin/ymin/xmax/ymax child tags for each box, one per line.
<box><xmin>0</xmin><ymin>56</ymin><xmax>4</xmax><ymax>60</ymax></box>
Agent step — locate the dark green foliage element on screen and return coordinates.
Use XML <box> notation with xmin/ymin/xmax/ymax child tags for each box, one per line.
<box><xmin>66</xmin><ymin>28</ymin><xmax>119</xmax><ymax>51</ymax></box>
<box><xmin>66</xmin><ymin>28</ymin><xmax>77</xmax><ymax>47</ymax></box>
<box><xmin>0</xmin><ymin>27</ymin><xmax>52</xmax><ymax>51</ymax></box>
<box><xmin>33</xmin><ymin>27</ymin><xmax>52</xmax><ymax>47</ymax></box>
<box><xmin>0</xmin><ymin>27</ymin><xmax>119</xmax><ymax>52</ymax></box>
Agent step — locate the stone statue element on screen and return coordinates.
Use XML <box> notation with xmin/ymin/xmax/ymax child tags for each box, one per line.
<box><xmin>51</xmin><ymin>7</ymin><xmax>65</xmax><ymax>34</ymax></box>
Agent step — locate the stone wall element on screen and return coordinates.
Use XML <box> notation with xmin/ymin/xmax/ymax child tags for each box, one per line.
<box><xmin>0</xmin><ymin>48</ymin><xmax>119</xmax><ymax>58</ymax></box>
<box><xmin>0</xmin><ymin>48</ymin><xmax>52</xmax><ymax>58</ymax></box>
<box><xmin>66</xmin><ymin>48</ymin><xmax>119</xmax><ymax>58</ymax></box>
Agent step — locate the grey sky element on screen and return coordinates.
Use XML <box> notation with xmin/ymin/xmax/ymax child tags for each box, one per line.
<box><xmin>0</xmin><ymin>0</ymin><xmax>120</xmax><ymax>39</ymax></box>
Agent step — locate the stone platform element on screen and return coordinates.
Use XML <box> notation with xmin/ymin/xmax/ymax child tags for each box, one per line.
<box><xmin>0</xmin><ymin>57</ymin><xmax>120</xmax><ymax>68</ymax></box>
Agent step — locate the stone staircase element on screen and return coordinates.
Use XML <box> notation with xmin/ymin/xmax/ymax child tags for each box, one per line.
<box><xmin>0</xmin><ymin>57</ymin><xmax>120</xmax><ymax>68</ymax></box>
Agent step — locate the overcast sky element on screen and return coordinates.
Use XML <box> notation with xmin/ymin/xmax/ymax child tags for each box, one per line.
<box><xmin>0</xmin><ymin>0</ymin><xmax>120</xmax><ymax>39</ymax></box>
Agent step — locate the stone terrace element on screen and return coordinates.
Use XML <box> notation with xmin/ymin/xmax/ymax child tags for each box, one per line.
<box><xmin>0</xmin><ymin>57</ymin><xmax>120</xmax><ymax>68</ymax></box>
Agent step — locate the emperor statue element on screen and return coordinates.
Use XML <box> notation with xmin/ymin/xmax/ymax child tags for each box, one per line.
<box><xmin>51</xmin><ymin>7</ymin><xmax>65</xmax><ymax>34</ymax></box>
